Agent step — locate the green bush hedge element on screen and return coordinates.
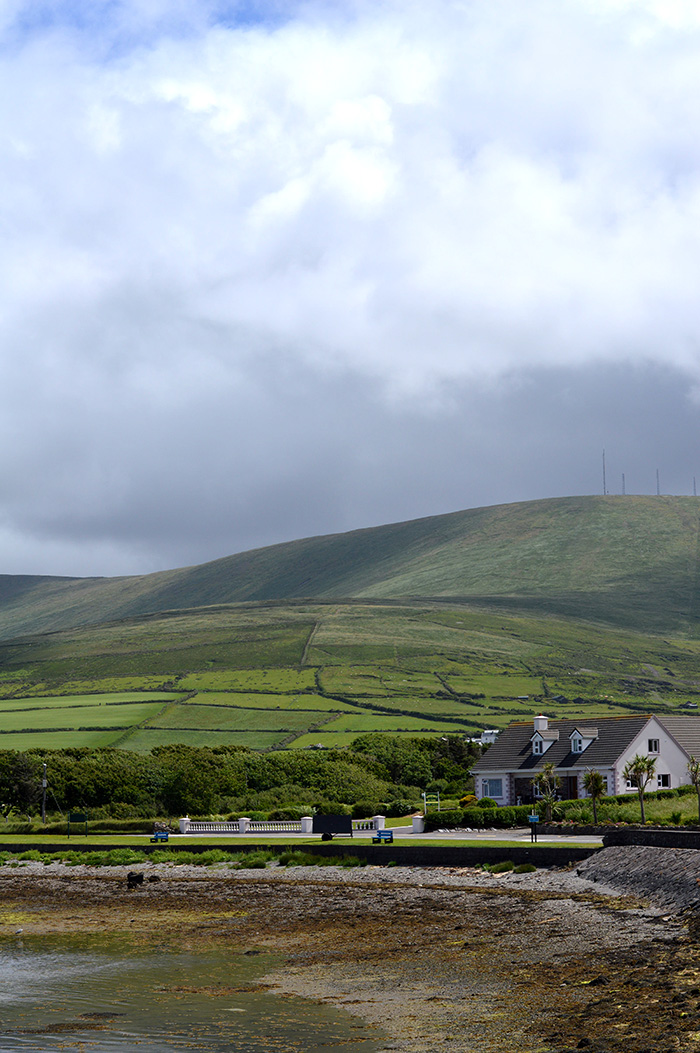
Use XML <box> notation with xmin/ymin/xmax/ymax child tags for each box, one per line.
<box><xmin>424</xmin><ymin>803</ymin><xmax>534</xmax><ymax>831</ymax></box>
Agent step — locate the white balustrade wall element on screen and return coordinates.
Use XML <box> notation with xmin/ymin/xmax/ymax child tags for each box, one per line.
<box><xmin>178</xmin><ymin>815</ymin><xmax>386</xmax><ymax>834</ymax></box>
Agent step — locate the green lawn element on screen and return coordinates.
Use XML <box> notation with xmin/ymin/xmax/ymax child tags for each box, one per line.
<box><xmin>0</xmin><ymin>833</ymin><xmax>600</xmax><ymax>850</ymax></box>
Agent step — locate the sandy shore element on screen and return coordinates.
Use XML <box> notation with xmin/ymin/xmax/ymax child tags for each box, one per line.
<box><xmin>1</xmin><ymin>860</ymin><xmax>698</xmax><ymax>1052</ymax></box>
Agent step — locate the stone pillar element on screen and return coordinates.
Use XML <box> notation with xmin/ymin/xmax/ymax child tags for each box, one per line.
<box><xmin>238</xmin><ymin>817</ymin><xmax>250</xmax><ymax>833</ymax></box>
<box><xmin>412</xmin><ymin>815</ymin><xmax>425</xmax><ymax>834</ymax></box>
<box><xmin>373</xmin><ymin>815</ymin><xmax>385</xmax><ymax>830</ymax></box>
<box><xmin>300</xmin><ymin>815</ymin><xmax>314</xmax><ymax>834</ymax></box>
<box><xmin>178</xmin><ymin>816</ymin><xmax>190</xmax><ymax>834</ymax></box>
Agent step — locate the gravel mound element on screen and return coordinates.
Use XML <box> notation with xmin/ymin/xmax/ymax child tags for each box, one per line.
<box><xmin>577</xmin><ymin>845</ymin><xmax>700</xmax><ymax>911</ymax></box>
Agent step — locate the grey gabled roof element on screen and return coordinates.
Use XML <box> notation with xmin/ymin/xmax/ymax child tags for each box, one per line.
<box><xmin>656</xmin><ymin>716</ymin><xmax>700</xmax><ymax>760</ymax></box>
<box><xmin>472</xmin><ymin>715</ymin><xmax>652</xmax><ymax>774</ymax></box>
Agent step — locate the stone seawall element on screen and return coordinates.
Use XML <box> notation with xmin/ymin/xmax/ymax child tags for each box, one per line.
<box><xmin>577</xmin><ymin>845</ymin><xmax>700</xmax><ymax>912</ymax></box>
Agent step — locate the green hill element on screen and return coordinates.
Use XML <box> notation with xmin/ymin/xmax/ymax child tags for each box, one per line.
<box><xmin>1</xmin><ymin>598</ymin><xmax>700</xmax><ymax>753</ymax></box>
<box><xmin>1</xmin><ymin>495</ymin><xmax>699</xmax><ymax>639</ymax></box>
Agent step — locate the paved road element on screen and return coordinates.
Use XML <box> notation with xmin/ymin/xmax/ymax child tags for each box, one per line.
<box><xmin>173</xmin><ymin>826</ymin><xmax>603</xmax><ymax>846</ymax></box>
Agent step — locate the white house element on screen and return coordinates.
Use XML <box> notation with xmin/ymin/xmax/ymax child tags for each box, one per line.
<box><xmin>471</xmin><ymin>713</ymin><xmax>700</xmax><ymax>805</ymax></box>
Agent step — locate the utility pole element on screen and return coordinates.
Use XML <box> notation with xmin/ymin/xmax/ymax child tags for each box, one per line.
<box><xmin>656</xmin><ymin>469</ymin><xmax>660</xmax><ymax>496</ymax></box>
<box><xmin>622</xmin><ymin>473</ymin><xmax>626</xmax><ymax>496</ymax></box>
<box><xmin>694</xmin><ymin>476</ymin><xmax>697</xmax><ymax>498</ymax></box>
<box><xmin>41</xmin><ymin>762</ymin><xmax>47</xmax><ymax>825</ymax></box>
<box><xmin>602</xmin><ymin>450</ymin><xmax>607</xmax><ymax>496</ymax></box>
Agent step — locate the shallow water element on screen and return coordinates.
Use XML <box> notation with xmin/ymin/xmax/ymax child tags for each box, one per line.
<box><xmin>0</xmin><ymin>933</ymin><xmax>381</xmax><ymax>1052</ymax></box>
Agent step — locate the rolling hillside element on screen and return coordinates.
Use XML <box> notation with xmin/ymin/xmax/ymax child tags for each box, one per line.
<box><xmin>0</xmin><ymin>495</ymin><xmax>699</xmax><ymax>639</ymax></box>
<box><xmin>1</xmin><ymin>600</ymin><xmax>700</xmax><ymax>752</ymax></box>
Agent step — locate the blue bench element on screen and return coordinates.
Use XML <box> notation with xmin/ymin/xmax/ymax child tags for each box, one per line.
<box><xmin>150</xmin><ymin>832</ymin><xmax>169</xmax><ymax>843</ymax></box>
<box><xmin>372</xmin><ymin>830</ymin><xmax>393</xmax><ymax>844</ymax></box>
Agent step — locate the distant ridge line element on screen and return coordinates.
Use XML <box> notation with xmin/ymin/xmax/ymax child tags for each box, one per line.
<box><xmin>0</xmin><ymin>494</ymin><xmax>699</xmax><ymax>639</ymax></box>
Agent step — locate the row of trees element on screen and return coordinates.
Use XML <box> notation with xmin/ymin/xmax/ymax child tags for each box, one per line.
<box><xmin>536</xmin><ymin>754</ymin><xmax>700</xmax><ymax>824</ymax></box>
<box><xmin>0</xmin><ymin>735</ymin><xmax>480</xmax><ymax>820</ymax></box>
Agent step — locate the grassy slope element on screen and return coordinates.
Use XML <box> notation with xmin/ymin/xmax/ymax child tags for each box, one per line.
<box><xmin>2</xmin><ymin>599</ymin><xmax>700</xmax><ymax>750</ymax></box>
<box><xmin>1</xmin><ymin>495</ymin><xmax>700</xmax><ymax>750</ymax></box>
<box><xmin>0</xmin><ymin>495</ymin><xmax>699</xmax><ymax>640</ymax></box>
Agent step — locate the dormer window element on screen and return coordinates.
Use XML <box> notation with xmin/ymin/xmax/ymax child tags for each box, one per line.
<box><xmin>569</xmin><ymin>727</ymin><xmax>597</xmax><ymax>755</ymax></box>
<box><xmin>533</xmin><ymin>738</ymin><xmax>543</xmax><ymax>755</ymax></box>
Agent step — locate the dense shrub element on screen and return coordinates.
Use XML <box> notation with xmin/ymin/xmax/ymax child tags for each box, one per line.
<box><xmin>460</xmin><ymin>807</ymin><xmax>488</xmax><ymax>828</ymax></box>
<box><xmin>477</xmin><ymin>797</ymin><xmax>498</xmax><ymax>809</ymax></box>
<box><xmin>351</xmin><ymin>801</ymin><xmax>384</xmax><ymax>819</ymax></box>
<box><xmin>0</xmin><ymin>744</ymin><xmax>406</xmax><ymax>820</ymax></box>
<box><xmin>313</xmin><ymin>801</ymin><xmax>351</xmax><ymax>815</ymax></box>
<box><xmin>268</xmin><ymin>807</ymin><xmax>307</xmax><ymax>821</ymax></box>
<box><xmin>423</xmin><ymin>809</ymin><xmax>468</xmax><ymax>831</ymax></box>
<box><xmin>490</xmin><ymin>860</ymin><xmax>514</xmax><ymax>873</ymax></box>
<box><xmin>384</xmin><ymin>799</ymin><xmax>417</xmax><ymax>817</ymax></box>
<box><xmin>350</xmin><ymin>734</ymin><xmax>481</xmax><ymax>790</ymax></box>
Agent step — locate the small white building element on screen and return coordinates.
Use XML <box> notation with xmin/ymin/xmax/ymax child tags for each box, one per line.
<box><xmin>472</xmin><ymin>713</ymin><xmax>700</xmax><ymax>805</ymax></box>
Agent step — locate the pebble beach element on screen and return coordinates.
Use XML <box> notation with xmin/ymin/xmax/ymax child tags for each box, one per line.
<box><xmin>1</xmin><ymin>848</ymin><xmax>699</xmax><ymax>1052</ymax></box>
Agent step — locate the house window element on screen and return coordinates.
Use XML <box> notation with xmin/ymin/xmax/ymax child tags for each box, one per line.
<box><xmin>533</xmin><ymin>739</ymin><xmax>543</xmax><ymax>755</ymax></box>
<box><xmin>571</xmin><ymin>736</ymin><xmax>583</xmax><ymax>753</ymax></box>
<box><xmin>648</xmin><ymin>739</ymin><xmax>660</xmax><ymax>754</ymax></box>
<box><xmin>483</xmin><ymin>779</ymin><xmax>503</xmax><ymax>798</ymax></box>
<box><xmin>657</xmin><ymin>773</ymin><xmax>670</xmax><ymax>788</ymax></box>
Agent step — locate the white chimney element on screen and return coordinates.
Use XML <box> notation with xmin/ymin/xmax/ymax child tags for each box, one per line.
<box><xmin>533</xmin><ymin>714</ymin><xmax>548</xmax><ymax>733</ymax></box>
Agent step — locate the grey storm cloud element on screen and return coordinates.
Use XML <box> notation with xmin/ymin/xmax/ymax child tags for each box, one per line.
<box><xmin>1</xmin><ymin>0</ymin><xmax>700</xmax><ymax>575</ymax></box>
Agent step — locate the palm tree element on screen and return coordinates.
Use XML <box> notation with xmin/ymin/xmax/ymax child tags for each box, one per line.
<box><xmin>623</xmin><ymin>754</ymin><xmax>657</xmax><ymax>824</ymax></box>
<box><xmin>533</xmin><ymin>761</ymin><xmax>560</xmax><ymax>822</ymax></box>
<box><xmin>582</xmin><ymin>769</ymin><xmax>606</xmax><ymax>825</ymax></box>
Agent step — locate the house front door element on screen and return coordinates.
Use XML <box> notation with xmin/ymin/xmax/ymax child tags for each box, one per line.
<box><xmin>513</xmin><ymin>777</ymin><xmax>535</xmax><ymax>805</ymax></box>
<box><xmin>563</xmin><ymin>775</ymin><xmax>578</xmax><ymax>800</ymax></box>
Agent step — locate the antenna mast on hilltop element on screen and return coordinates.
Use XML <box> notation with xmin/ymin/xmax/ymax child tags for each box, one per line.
<box><xmin>694</xmin><ymin>477</ymin><xmax>697</xmax><ymax>498</ymax></box>
<box><xmin>622</xmin><ymin>473</ymin><xmax>626</xmax><ymax>496</ymax></box>
<box><xmin>656</xmin><ymin>469</ymin><xmax>661</xmax><ymax>496</ymax></box>
<box><xmin>602</xmin><ymin>450</ymin><xmax>607</xmax><ymax>496</ymax></box>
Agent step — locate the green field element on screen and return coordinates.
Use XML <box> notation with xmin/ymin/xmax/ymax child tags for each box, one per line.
<box><xmin>0</xmin><ymin>595</ymin><xmax>697</xmax><ymax>751</ymax></box>
<box><xmin>1</xmin><ymin>493</ymin><xmax>700</xmax><ymax>751</ymax></box>
<box><xmin>145</xmin><ymin>703</ymin><xmax>325</xmax><ymax>733</ymax></box>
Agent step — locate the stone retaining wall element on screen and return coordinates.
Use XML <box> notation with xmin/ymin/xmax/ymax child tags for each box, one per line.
<box><xmin>577</xmin><ymin>845</ymin><xmax>700</xmax><ymax>912</ymax></box>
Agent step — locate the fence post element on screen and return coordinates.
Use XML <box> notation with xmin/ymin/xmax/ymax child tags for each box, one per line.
<box><xmin>373</xmin><ymin>815</ymin><xmax>386</xmax><ymax>830</ymax></box>
<box><xmin>300</xmin><ymin>816</ymin><xmax>313</xmax><ymax>834</ymax></box>
<box><xmin>238</xmin><ymin>817</ymin><xmax>250</xmax><ymax>833</ymax></box>
<box><xmin>179</xmin><ymin>816</ymin><xmax>190</xmax><ymax>834</ymax></box>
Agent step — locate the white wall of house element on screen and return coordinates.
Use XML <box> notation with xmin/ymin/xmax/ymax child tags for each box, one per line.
<box><xmin>614</xmin><ymin>717</ymin><xmax>691</xmax><ymax>794</ymax></box>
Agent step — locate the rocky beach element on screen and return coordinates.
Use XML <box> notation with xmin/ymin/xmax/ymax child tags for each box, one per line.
<box><xmin>1</xmin><ymin>849</ymin><xmax>700</xmax><ymax>1052</ymax></box>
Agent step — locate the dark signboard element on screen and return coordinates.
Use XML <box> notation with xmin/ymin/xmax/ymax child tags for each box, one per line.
<box><xmin>312</xmin><ymin>814</ymin><xmax>353</xmax><ymax>836</ymax></box>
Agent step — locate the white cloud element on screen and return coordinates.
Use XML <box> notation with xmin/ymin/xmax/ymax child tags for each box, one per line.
<box><xmin>0</xmin><ymin>0</ymin><xmax>700</xmax><ymax>571</ymax></box>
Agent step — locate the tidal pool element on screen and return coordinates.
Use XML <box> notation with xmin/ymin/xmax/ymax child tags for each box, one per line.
<box><xmin>0</xmin><ymin>933</ymin><xmax>382</xmax><ymax>1051</ymax></box>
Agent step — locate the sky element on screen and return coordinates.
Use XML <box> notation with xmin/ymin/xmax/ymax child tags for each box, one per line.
<box><xmin>1</xmin><ymin>0</ymin><xmax>700</xmax><ymax>577</ymax></box>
